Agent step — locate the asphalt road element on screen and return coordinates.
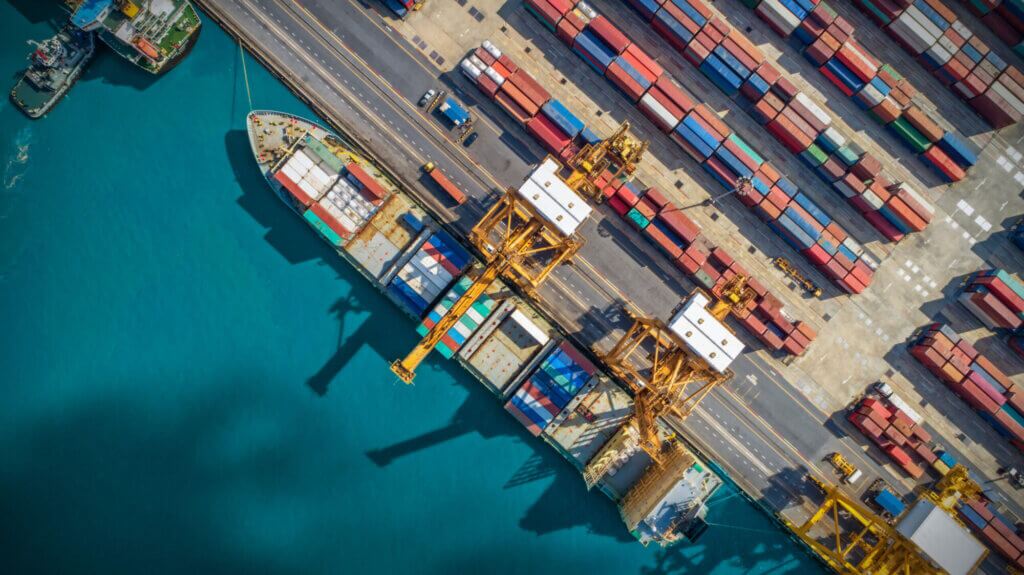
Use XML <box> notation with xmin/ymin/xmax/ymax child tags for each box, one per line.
<box><xmin>194</xmin><ymin>0</ymin><xmax>1018</xmax><ymax>535</ymax></box>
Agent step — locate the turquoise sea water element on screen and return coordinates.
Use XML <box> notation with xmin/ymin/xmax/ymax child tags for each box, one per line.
<box><xmin>0</xmin><ymin>3</ymin><xmax>824</xmax><ymax>573</ymax></box>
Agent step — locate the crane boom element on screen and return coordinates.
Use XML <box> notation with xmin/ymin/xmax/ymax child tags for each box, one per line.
<box><xmin>391</xmin><ymin>219</ymin><xmax>543</xmax><ymax>384</ymax></box>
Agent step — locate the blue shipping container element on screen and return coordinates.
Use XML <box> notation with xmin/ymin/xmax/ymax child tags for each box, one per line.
<box><xmin>573</xmin><ymin>30</ymin><xmax>615</xmax><ymax>72</ymax></box>
<box><xmin>670</xmin><ymin>0</ymin><xmax>708</xmax><ymax>26</ymax></box>
<box><xmin>542</xmin><ymin>99</ymin><xmax>585</xmax><ymax>138</ymax></box>
<box><xmin>700</xmin><ymin>54</ymin><xmax>743</xmax><ymax>95</ymax></box>
<box><xmin>824</xmin><ymin>57</ymin><xmax>865</xmax><ymax>92</ymax></box>
<box><xmin>655</xmin><ymin>7</ymin><xmax>695</xmax><ymax>46</ymax></box>
<box><xmin>613</xmin><ymin>55</ymin><xmax>653</xmax><ymax>90</ymax></box>
<box><xmin>713</xmin><ymin>45</ymin><xmax>752</xmax><ymax>80</ymax></box>
<box><xmin>938</xmin><ymin>131</ymin><xmax>978</xmax><ymax>167</ymax></box>
<box><xmin>793</xmin><ymin>193</ymin><xmax>832</xmax><ymax>227</ymax></box>
<box><xmin>874</xmin><ymin>490</ymin><xmax>906</xmax><ymax>517</ymax></box>
<box><xmin>681</xmin><ymin>116</ymin><xmax>722</xmax><ymax>150</ymax></box>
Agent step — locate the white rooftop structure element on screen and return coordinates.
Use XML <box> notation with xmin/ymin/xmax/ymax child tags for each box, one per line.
<box><xmin>668</xmin><ymin>292</ymin><xmax>744</xmax><ymax>374</ymax></box>
<box><xmin>895</xmin><ymin>500</ymin><xmax>985</xmax><ymax>575</ymax></box>
<box><xmin>515</xmin><ymin>158</ymin><xmax>592</xmax><ymax>237</ymax></box>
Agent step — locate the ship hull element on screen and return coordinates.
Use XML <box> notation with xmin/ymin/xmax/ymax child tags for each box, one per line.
<box><xmin>9</xmin><ymin>28</ymin><xmax>95</xmax><ymax>119</ymax></box>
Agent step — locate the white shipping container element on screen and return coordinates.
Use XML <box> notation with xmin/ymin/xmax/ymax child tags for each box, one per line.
<box><xmin>890</xmin><ymin>11</ymin><xmax>936</xmax><ymax>55</ymax></box>
<box><xmin>894</xmin><ymin>183</ymin><xmax>935</xmax><ymax>217</ymax></box>
<box><xmin>517</xmin><ymin>158</ymin><xmax>592</xmax><ymax>237</ymax></box>
<box><xmin>298</xmin><ymin>178</ymin><xmax>321</xmax><ymax>201</ymax></box>
<box><xmin>794</xmin><ymin>93</ymin><xmax>831</xmax><ymax>127</ymax></box>
<box><xmin>842</xmin><ymin>236</ymin><xmax>864</xmax><ymax>257</ymax></box>
<box><xmin>756</xmin><ymin>0</ymin><xmax>800</xmax><ymax>36</ymax></box>
<box><xmin>862</xmin><ymin>189</ymin><xmax>884</xmax><ymax>210</ymax></box>
<box><xmin>399</xmin><ymin>269</ymin><xmax>441</xmax><ymax>301</ymax></box>
<box><xmin>991</xmin><ymin>81</ymin><xmax>1024</xmax><ymax>116</ymax></box>
<box><xmin>461</xmin><ymin>59</ymin><xmax>482</xmax><ymax>80</ymax></box>
<box><xmin>924</xmin><ymin>43</ymin><xmax>952</xmax><ymax>67</ymax></box>
<box><xmin>281</xmin><ymin>163</ymin><xmax>304</xmax><ymax>186</ymax></box>
<box><xmin>888</xmin><ymin>393</ymin><xmax>924</xmax><ymax>425</ymax></box>
<box><xmin>485</xmin><ymin>66</ymin><xmax>505</xmax><ymax>86</ymax></box>
<box><xmin>639</xmin><ymin>92</ymin><xmax>678</xmax><ymax>132</ymax></box>
<box><xmin>936</xmin><ymin>34</ymin><xmax>958</xmax><ymax>57</ymax></box>
<box><xmin>482</xmin><ymin>39</ymin><xmax>501</xmax><ymax>59</ymax></box>
<box><xmin>951</xmin><ymin>20</ymin><xmax>972</xmax><ymax>41</ymax></box>
<box><xmin>858</xmin><ymin>83</ymin><xmax>884</xmax><ymax>108</ymax></box>
<box><xmin>821</xmin><ymin>126</ymin><xmax>846</xmax><ymax>149</ymax></box>
<box><xmin>576</xmin><ymin>1</ymin><xmax>596</xmax><ymax>19</ymax></box>
<box><xmin>904</xmin><ymin>5</ymin><xmax>942</xmax><ymax>45</ymax></box>
<box><xmin>510</xmin><ymin>309</ymin><xmax>550</xmax><ymax>345</ymax></box>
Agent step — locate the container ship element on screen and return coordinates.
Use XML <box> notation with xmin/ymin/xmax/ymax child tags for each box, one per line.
<box><xmin>10</xmin><ymin>24</ymin><xmax>95</xmax><ymax>119</ymax></box>
<box><xmin>246</xmin><ymin>109</ymin><xmax>723</xmax><ymax>546</ymax></box>
<box><xmin>68</xmin><ymin>0</ymin><xmax>200</xmax><ymax>75</ymax></box>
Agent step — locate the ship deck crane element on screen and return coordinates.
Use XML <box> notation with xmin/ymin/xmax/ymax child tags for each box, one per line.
<box><xmin>391</xmin><ymin>159</ymin><xmax>590</xmax><ymax>384</ymax></box>
<box><xmin>788</xmin><ymin>476</ymin><xmax>941</xmax><ymax>575</ymax></box>
<box><xmin>564</xmin><ymin>121</ymin><xmax>648</xmax><ymax>202</ymax></box>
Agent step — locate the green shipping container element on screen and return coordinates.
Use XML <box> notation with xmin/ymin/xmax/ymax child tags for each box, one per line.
<box><xmin>303</xmin><ymin>134</ymin><xmax>346</xmax><ymax>173</ymax></box>
<box><xmin>889</xmin><ymin>117</ymin><xmax>930</xmax><ymax>154</ymax></box>
<box><xmin>995</xmin><ymin>269</ymin><xmax>1024</xmax><ymax>302</ymax></box>
<box><xmin>727</xmin><ymin>133</ymin><xmax>764</xmax><ymax>166</ymax></box>
<box><xmin>835</xmin><ymin>145</ymin><xmax>860</xmax><ymax>167</ymax></box>
<box><xmin>879</xmin><ymin>64</ymin><xmax>903</xmax><ymax>83</ymax></box>
<box><xmin>858</xmin><ymin>1</ymin><xmax>892</xmax><ymax>25</ymax></box>
<box><xmin>801</xmin><ymin>143</ymin><xmax>827</xmax><ymax>166</ymax></box>
<box><xmin>304</xmin><ymin>209</ymin><xmax>344</xmax><ymax>246</ymax></box>
<box><xmin>693</xmin><ymin>269</ymin><xmax>716</xmax><ymax>290</ymax></box>
<box><xmin>626</xmin><ymin>207</ymin><xmax>650</xmax><ymax>229</ymax></box>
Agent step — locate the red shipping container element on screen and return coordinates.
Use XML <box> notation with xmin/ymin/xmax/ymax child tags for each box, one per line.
<box><xmin>556</xmin><ymin>17</ymin><xmax>582</xmax><ymax>44</ymax></box>
<box><xmin>607</xmin><ymin>194</ymin><xmax>630</xmax><ymax>216</ymax></box>
<box><xmin>587</xmin><ymin>16</ymin><xmax>630</xmax><ymax>55</ymax></box>
<box><xmin>509</xmin><ymin>70</ymin><xmax>551</xmax><ymax>108</ymax></box>
<box><xmin>982</xmin><ymin>525</ymin><xmax>1022</xmax><ymax>563</ymax></box>
<box><xmin>526</xmin><ymin>114</ymin><xmax>571</xmax><ymax>154</ymax></box>
<box><xmin>308</xmin><ymin>202</ymin><xmax>351</xmax><ymax>240</ymax></box>
<box><xmin>474</xmin><ymin>47</ymin><xmax>496</xmax><ymax>67</ymax></box>
<box><xmin>803</xmin><ymin>243</ymin><xmax>831</xmax><ymax>266</ymax></box>
<box><xmin>646</xmin><ymin>224</ymin><xmax>683</xmax><ymax>259</ymax></box>
<box><xmin>525</xmin><ymin>0</ymin><xmax>562</xmax><ymax>27</ymax></box>
<box><xmin>759</xmin><ymin>328</ymin><xmax>784</xmax><ymax>351</ymax></box>
<box><xmin>656</xmin><ymin>75</ymin><xmax>695</xmax><ymax>113</ymax></box>
<box><xmin>606</xmin><ymin>61</ymin><xmax>646</xmax><ymax>103</ymax></box>
<box><xmin>500</xmin><ymin>81</ymin><xmax>540</xmax><ymax>117</ymax></box>
<box><xmin>476</xmin><ymin>73</ymin><xmax>500</xmax><ymax>98</ymax></box>
<box><xmin>625</xmin><ymin>43</ymin><xmax>663</xmax><ymax>81</ymax></box>
<box><xmin>739</xmin><ymin>312</ymin><xmax>767</xmax><ymax>336</ymax></box>
<box><xmin>782</xmin><ymin>337</ymin><xmax>806</xmax><ymax>356</ymax></box>
<box><xmin>974</xmin><ymin>276</ymin><xmax>1024</xmax><ymax>313</ymax></box>
<box><xmin>657</xmin><ymin>209</ymin><xmax>700</xmax><ymax>245</ymax></box>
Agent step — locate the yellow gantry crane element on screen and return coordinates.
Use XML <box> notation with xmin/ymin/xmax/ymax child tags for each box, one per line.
<box><xmin>788</xmin><ymin>476</ymin><xmax>941</xmax><ymax>575</ymax></box>
<box><xmin>390</xmin><ymin>161</ymin><xmax>589</xmax><ymax>384</ymax></box>
<box><xmin>706</xmin><ymin>276</ymin><xmax>757</xmax><ymax>322</ymax></box>
<box><xmin>581</xmin><ymin>306</ymin><xmax>733</xmax><ymax>488</ymax></box>
<box><xmin>565</xmin><ymin>121</ymin><xmax>648</xmax><ymax>202</ymax></box>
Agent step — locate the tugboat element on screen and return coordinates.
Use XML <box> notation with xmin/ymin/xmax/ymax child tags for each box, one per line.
<box><xmin>9</xmin><ymin>25</ymin><xmax>95</xmax><ymax>119</ymax></box>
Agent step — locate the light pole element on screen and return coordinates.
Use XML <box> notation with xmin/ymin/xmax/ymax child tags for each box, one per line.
<box><xmin>703</xmin><ymin>176</ymin><xmax>752</xmax><ymax>207</ymax></box>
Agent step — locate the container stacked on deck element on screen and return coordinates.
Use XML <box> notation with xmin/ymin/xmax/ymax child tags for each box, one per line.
<box><xmin>273</xmin><ymin>138</ymin><xmax>389</xmax><ymax>246</ymax></box>
<box><xmin>603</xmin><ymin>178</ymin><xmax>818</xmax><ymax>355</ymax></box>
<box><xmin>848</xmin><ymin>396</ymin><xmax>935</xmax><ymax>478</ymax></box>
<box><xmin>958</xmin><ymin>496</ymin><xmax>1024</xmax><ymax>569</ymax></box>
<box><xmin>622</xmin><ymin>0</ymin><xmax>941</xmax><ymax>237</ymax></box>
<box><xmin>962</xmin><ymin>0</ymin><xmax>1024</xmax><ymax>58</ymax></box>
<box><xmin>461</xmin><ymin>41</ymin><xmax>602</xmax><ymax>161</ymax></box>
<box><xmin>959</xmin><ymin>269</ymin><xmax>1024</xmax><ymax>331</ymax></box>
<box><xmin>525</xmin><ymin>0</ymin><xmax>878</xmax><ymax>294</ymax></box>
<box><xmin>416</xmin><ymin>276</ymin><xmax>498</xmax><ymax>359</ymax></box>
<box><xmin>742</xmin><ymin>1</ymin><xmax>980</xmax><ymax>180</ymax></box>
<box><xmin>505</xmin><ymin>341</ymin><xmax>598</xmax><ymax>435</ymax></box>
<box><xmin>910</xmin><ymin>323</ymin><xmax>1024</xmax><ymax>451</ymax></box>
<box><xmin>852</xmin><ymin>0</ymin><xmax>1024</xmax><ymax>128</ymax></box>
<box><xmin>387</xmin><ymin>229</ymin><xmax>471</xmax><ymax>317</ymax></box>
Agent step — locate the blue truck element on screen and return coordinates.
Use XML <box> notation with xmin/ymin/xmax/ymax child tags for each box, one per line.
<box><xmin>437</xmin><ymin>96</ymin><xmax>471</xmax><ymax>128</ymax></box>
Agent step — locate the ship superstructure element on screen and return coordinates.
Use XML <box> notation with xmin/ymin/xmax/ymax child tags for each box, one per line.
<box><xmin>10</xmin><ymin>25</ymin><xmax>95</xmax><ymax>119</ymax></box>
<box><xmin>69</xmin><ymin>0</ymin><xmax>200</xmax><ymax>74</ymax></box>
<box><xmin>247</xmin><ymin>110</ymin><xmax>723</xmax><ymax>547</ymax></box>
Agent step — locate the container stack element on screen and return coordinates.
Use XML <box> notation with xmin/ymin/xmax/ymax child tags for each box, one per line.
<box><xmin>603</xmin><ymin>179</ymin><xmax>818</xmax><ymax>355</ymax></box>
<box><xmin>958</xmin><ymin>269</ymin><xmax>1024</xmax><ymax>331</ymax></box>
<box><xmin>387</xmin><ymin>230</ymin><xmax>470</xmax><ymax>317</ymax></box>
<box><xmin>958</xmin><ymin>496</ymin><xmax>1024</xmax><ymax>569</ymax></box>
<box><xmin>742</xmin><ymin>1</ymin><xmax>980</xmax><ymax>181</ymax></box>
<box><xmin>961</xmin><ymin>0</ymin><xmax>1024</xmax><ymax>59</ymax></box>
<box><xmin>464</xmin><ymin>42</ymin><xmax>818</xmax><ymax>355</ymax></box>
<box><xmin>852</xmin><ymin>0</ymin><xmax>1024</xmax><ymax>128</ymax></box>
<box><xmin>416</xmin><ymin>275</ymin><xmax>498</xmax><ymax>359</ymax></box>
<box><xmin>524</xmin><ymin>1</ymin><xmax>878</xmax><ymax>294</ymax></box>
<box><xmin>461</xmin><ymin>41</ymin><xmax>601</xmax><ymax>162</ymax></box>
<box><xmin>623</xmin><ymin>0</ymin><xmax>941</xmax><ymax>237</ymax></box>
<box><xmin>848</xmin><ymin>396</ymin><xmax>935</xmax><ymax>478</ymax></box>
<box><xmin>505</xmin><ymin>341</ymin><xmax>597</xmax><ymax>435</ymax></box>
<box><xmin>910</xmin><ymin>323</ymin><xmax>1024</xmax><ymax>452</ymax></box>
<box><xmin>274</xmin><ymin>145</ymin><xmax>388</xmax><ymax>247</ymax></box>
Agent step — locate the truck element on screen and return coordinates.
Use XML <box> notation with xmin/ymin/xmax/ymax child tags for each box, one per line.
<box><xmin>383</xmin><ymin>0</ymin><xmax>422</xmax><ymax>18</ymax></box>
<box><xmin>437</xmin><ymin>96</ymin><xmax>471</xmax><ymax>128</ymax></box>
<box><xmin>828</xmin><ymin>452</ymin><xmax>863</xmax><ymax>484</ymax></box>
<box><xmin>422</xmin><ymin>162</ymin><xmax>466</xmax><ymax>205</ymax></box>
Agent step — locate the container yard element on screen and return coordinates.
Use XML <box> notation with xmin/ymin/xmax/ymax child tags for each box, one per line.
<box><xmin>851</xmin><ymin>0</ymin><xmax>1024</xmax><ymax>128</ymax></box>
<box><xmin>199</xmin><ymin>0</ymin><xmax>1024</xmax><ymax>571</ymax></box>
